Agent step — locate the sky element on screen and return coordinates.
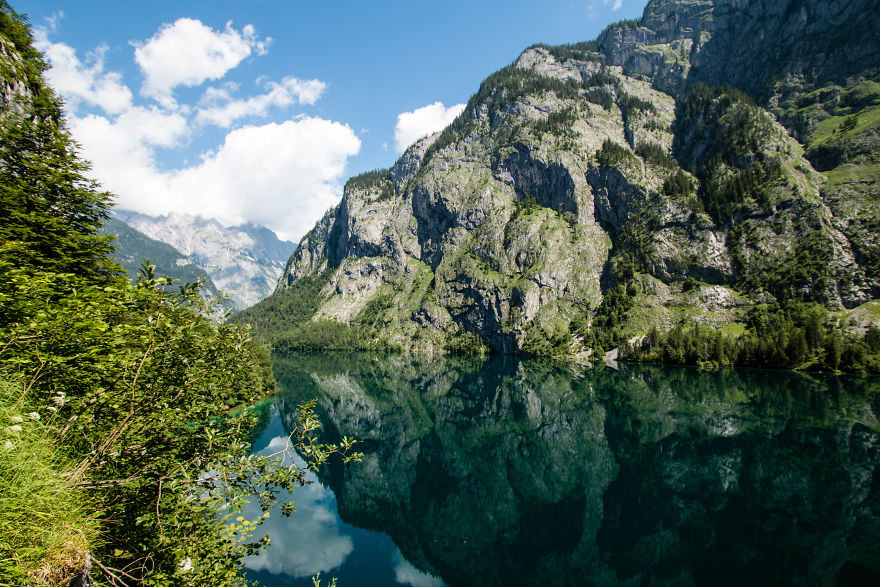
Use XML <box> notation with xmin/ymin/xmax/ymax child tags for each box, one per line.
<box><xmin>14</xmin><ymin>0</ymin><xmax>649</xmax><ymax>242</ymax></box>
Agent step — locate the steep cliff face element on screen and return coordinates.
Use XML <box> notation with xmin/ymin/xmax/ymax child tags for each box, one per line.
<box><xmin>268</xmin><ymin>0</ymin><xmax>879</xmax><ymax>354</ymax></box>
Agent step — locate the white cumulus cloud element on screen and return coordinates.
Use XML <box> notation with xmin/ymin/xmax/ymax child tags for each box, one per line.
<box><xmin>196</xmin><ymin>77</ymin><xmax>327</xmax><ymax>127</ymax></box>
<box><xmin>394</xmin><ymin>101</ymin><xmax>465</xmax><ymax>152</ymax></box>
<box><xmin>36</xmin><ymin>17</ymin><xmax>354</xmax><ymax>244</ymax></box>
<box><xmin>133</xmin><ymin>18</ymin><xmax>271</xmax><ymax>108</ymax></box>
<box><xmin>74</xmin><ymin>115</ymin><xmax>360</xmax><ymax>242</ymax></box>
<box><xmin>604</xmin><ymin>0</ymin><xmax>624</xmax><ymax>11</ymax></box>
<box><xmin>33</xmin><ymin>27</ymin><xmax>132</xmax><ymax>115</ymax></box>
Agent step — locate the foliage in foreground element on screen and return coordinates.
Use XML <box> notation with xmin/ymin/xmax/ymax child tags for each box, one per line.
<box><xmin>0</xmin><ymin>261</ymin><xmax>362</xmax><ymax>585</ymax></box>
<box><xmin>0</xmin><ymin>4</ymin><xmax>362</xmax><ymax>583</ymax></box>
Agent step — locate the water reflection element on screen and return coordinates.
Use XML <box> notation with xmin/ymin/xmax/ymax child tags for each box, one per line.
<box><xmin>244</xmin><ymin>415</ymin><xmax>353</xmax><ymax>579</ymax></box>
<box><xmin>257</xmin><ymin>353</ymin><xmax>880</xmax><ymax>586</ymax></box>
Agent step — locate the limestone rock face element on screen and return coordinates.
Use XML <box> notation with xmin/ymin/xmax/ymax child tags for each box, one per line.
<box><xmin>115</xmin><ymin>210</ymin><xmax>295</xmax><ymax>312</ymax></box>
<box><xmin>271</xmin><ymin>0</ymin><xmax>879</xmax><ymax>353</ymax></box>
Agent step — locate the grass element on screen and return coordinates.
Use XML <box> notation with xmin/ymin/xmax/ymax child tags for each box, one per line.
<box><xmin>719</xmin><ymin>322</ymin><xmax>747</xmax><ymax>337</ymax></box>
<box><xmin>824</xmin><ymin>162</ymin><xmax>880</xmax><ymax>187</ymax></box>
<box><xmin>849</xmin><ymin>299</ymin><xmax>880</xmax><ymax>320</ymax></box>
<box><xmin>0</xmin><ymin>374</ymin><xmax>98</xmax><ymax>586</ymax></box>
<box><xmin>809</xmin><ymin>105</ymin><xmax>880</xmax><ymax>146</ymax></box>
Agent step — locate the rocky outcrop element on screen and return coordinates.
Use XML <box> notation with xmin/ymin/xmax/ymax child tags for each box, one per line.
<box><xmin>267</xmin><ymin>0</ymin><xmax>879</xmax><ymax>353</ymax></box>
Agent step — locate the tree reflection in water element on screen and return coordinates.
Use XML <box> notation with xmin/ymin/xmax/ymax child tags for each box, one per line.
<box><xmin>257</xmin><ymin>353</ymin><xmax>880</xmax><ymax>586</ymax></box>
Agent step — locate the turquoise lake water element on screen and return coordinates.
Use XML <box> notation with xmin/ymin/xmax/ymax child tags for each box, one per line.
<box><xmin>244</xmin><ymin>353</ymin><xmax>880</xmax><ymax>586</ymax></box>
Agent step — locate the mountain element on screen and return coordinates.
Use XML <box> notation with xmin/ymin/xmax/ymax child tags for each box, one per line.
<box><xmin>100</xmin><ymin>217</ymin><xmax>224</xmax><ymax>294</ymax></box>
<box><xmin>114</xmin><ymin>210</ymin><xmax>296</xmax><ymax>312</ymax></box>
<box><xmin>240</xmin><ymin>0</ymin><xmax>880</xmax><ymax>358</ymax></box>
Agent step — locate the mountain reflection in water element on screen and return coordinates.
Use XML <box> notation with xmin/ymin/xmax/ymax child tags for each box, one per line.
<box><xmin>245</xmin><ymin>353</ymin><xmax>880</xmax><ymax>586</ymax></box>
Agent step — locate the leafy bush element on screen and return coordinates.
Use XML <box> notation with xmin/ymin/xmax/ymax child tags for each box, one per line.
<box><xmin>636</xmin><ymin>141</ymin><xmax>677</xmax><ymax>170</ymax></box>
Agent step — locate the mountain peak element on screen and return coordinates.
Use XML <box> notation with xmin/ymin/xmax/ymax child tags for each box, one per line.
<box><xmin>113</xmin><ymin>209</ymin><xmax>296</xmax><ymax>311</ymax></box>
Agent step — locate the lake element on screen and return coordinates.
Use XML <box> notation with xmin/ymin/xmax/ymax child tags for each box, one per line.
<box><xmin>243</xmin><ymin>352</ymin><xmax>880</xmax><ymax>586</ymax></box>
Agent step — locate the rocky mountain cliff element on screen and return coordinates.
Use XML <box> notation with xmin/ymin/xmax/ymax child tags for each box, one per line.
<box><xmin>114</xmin><ymin>210</ymin><xmax>295</xmax><ymax>312</ymax></box>
<box><xmin>258</xmin><ymin>0</ymin><xmax>880</xmax><ymax>355</ymax></box>
<box><xmin>99</xmin><ymin>217</ymin><xmax>224</xmax><ymax>297</ymax></box>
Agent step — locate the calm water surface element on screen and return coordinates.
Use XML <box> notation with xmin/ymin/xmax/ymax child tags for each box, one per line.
<box><xmin>243</xmin><ymin>353</ymin><xmax>880</xmax><ymax>586</ymax></box>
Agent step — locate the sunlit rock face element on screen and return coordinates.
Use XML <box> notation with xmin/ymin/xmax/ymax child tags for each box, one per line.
<box><xmin>270</xmin><ymin>0</ymin><xmax>880</xmax><ymax>353</ymax></box>
<box><xmin>114</xmin><ymin>210</ymin><xmax>295</xmax><ymax>311</ymax></box>
<box><xmin>273</xmin><ymin>354</ymin><xmax>880</xmax><ymax>586</ymax></box>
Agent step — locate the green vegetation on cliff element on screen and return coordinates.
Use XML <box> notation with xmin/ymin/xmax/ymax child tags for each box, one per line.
<box><xmin>625</xmin><ymin>301</ymin><xmax>880</xmax><ymax>373</ymax></box>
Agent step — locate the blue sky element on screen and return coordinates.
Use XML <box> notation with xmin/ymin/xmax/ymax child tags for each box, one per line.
<box><xmin>14</xmin><ymin>0</ymin><xmax>648</xmax><ymax>241</ymax></box>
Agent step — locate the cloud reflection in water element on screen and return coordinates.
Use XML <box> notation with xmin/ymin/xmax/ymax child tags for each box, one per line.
<box><xmin>392</xmin><ymin>547</ymin><xmax>444</xmax><ymax>587</ymax></box>
<box><xmin>243</xmin><ymin>435</ymin><xmax>353</xmax><ymax>577</ymax></box>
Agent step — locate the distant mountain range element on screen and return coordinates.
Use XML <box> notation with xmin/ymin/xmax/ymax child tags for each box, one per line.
<box><xmin>100</xmin><ymin>217</ymin><xmax>219</xmax><ymax>290</ymax></box>
<box><xmin>109</xmin><ymin>210</ymin><xmax>296</xmax><ymax>312</ymax></box>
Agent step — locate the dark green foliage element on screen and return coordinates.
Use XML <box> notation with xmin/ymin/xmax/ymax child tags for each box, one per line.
<box><xmin>730</xmin><ymin>222</ymin><xmax>835</xmax><ymax>301</ymax></box>
<box><xmin>445</xmin><ymin>331</ymin><xmax>490</xmax><ymax>354</ymax></box>
<box><xmin>345</xmin><ymin>168</ymin><xmax>395</xmax><ymax>201</ymax></box>
<box><xmin>576</xmin><ymin>283</ymin><xmax>638</xmax><ymax>353</ymax></box>
<box><xmin>662</xmin><ymin>169</ymin><xmax>695</xmax><ymax>199</ymax></box>
<box><xmin>635</xmin><ymin>141</ymin><xmax>677</xmax><ymax>170</ymax></box>
<box><xmin>583</xmin><ymin>71</ymin><xmax>619</xmax><ymax>88</ymax></box>
<box><xmin>681</xmin><ymin>276</ymin><xmax>701</xmax><ymax>292</ymax></box>
<box><xmin>533</xmin><ymin>106</ymin><xmax>578</xmax><ymax>137</ymax></box>
<box><xmin>232</xmin><ymin>269</ymin><xmax>332</xmax><ymax>341</ymax></box>
<box><xmin>700</xmin><ymin>156</ymin><xmax>782</xmax><ymax>222</ymax></box>
<box><xmin>274</xmin><ymin>320</ymin><xmax>386</xmax><ymax>352</ymax></box>
<box><xmin>530</xmin><ymin>41</ymin><xmax>602</xmax><ymax>62</ymax></box>
<box><xmin>626</xmin><ymin>301</ymin><xmax>880</xmax><ymax>373</ymax></box>
<box><xmin>617</xmin><ymin>91</ymin><xmax>657</xmax><ymax>121</ymax></box>
<box><xmin>522</xmin><ymin>322</ymin><xmax>572</xmax><ymax>356</ymax></box>
<box><xmin>250</xmin><ymin>288</ymin><xmax>401</xmax><ymax>353</ymax></box>
<box><xmin>0</xmin><ymin>114</ymin><xmax>118</xmax><ymax>281</ymax></box>
<box><xmin>513</xmin><ymin>194</ymin><xmax>542</xmax><ymax>216</ymax></box>
<box><xmin>595</xmin><ymin>138</ymin><xmax>634</xmax><ymax>167</ymax></box>
<box><xmin>604</xmin><ymin>18</ymin><xmax>641</xmax><ymax>31</ymax></box>
<box><xmin>675</xmin><ymin>83</ymin><xmax>781</xmax><ymax>223</ymax></box>
<box><xmin>585</xmin><ymin>88</ymin><xmax>615</xmax><ymax>110</ymax></box>
<box><xmin>616</xmin><ymin>207</ymin><xmax>660</xmax><ymax>274</ymax></box>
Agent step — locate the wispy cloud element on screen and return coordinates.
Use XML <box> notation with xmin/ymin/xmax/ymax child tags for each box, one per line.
<box><xmin>603</xmin><ymin>0</ymin><xmax>624</xmax><ymax>11</ymax></box>
<box><xmin>196</xmin><ymin>77</ymin><xmax>327</xmax><ymax>127</ymax></box>
<box><xmin>394</xmin><ymin>101</ymin><xmax>465</xmax><ymax>152</ymax></box>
